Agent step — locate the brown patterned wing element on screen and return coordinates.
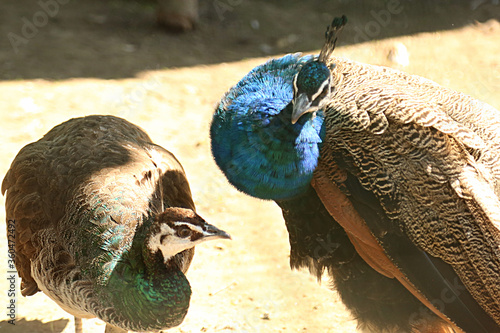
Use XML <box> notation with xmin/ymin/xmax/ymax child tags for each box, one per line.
<box><xmin>317</xmin><ymin>57</ymin><xmax>500</xmax><ymax>330</ymax></box>
<box><xmin>2</xmin><ymin>142</ymin><xmax>49</xmax><ymax>296</ymax></box>
<box><xmin>2</xmin><ymin>115</ymin><xmax>196</xmax><ymax>295</ymax></box>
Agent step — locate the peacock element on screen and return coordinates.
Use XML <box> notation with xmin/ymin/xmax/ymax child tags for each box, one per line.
<box><xmin>3</xmin><ymin>115</ymin><xmax>230</xmax><ymax>333</ymax></box>
<box><xmin>210</xmin><ymin>16</ymin><xmax>500</xmax><ymax>332</ymax></box>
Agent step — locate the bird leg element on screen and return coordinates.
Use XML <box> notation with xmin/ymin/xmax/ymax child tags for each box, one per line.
<box><xmin>74</xmin><ymin>317</ymin><xmax>82</xmax><ymax>333</ymax></box>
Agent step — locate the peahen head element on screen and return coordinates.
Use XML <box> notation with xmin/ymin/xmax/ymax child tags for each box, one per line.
<box><xmin>292</xmin><ymin>61</ymin><xmax>332</xmax><ymax>124</ymax></box>
<box><xmin>210</xmin><ymin>54</ymin><xmax>326</xmax><ymax>201</ymax></box>
<box><xmin>148</xmin><ymin>208</ymin><xmax>231</xmax><ymax>262</ymax></box>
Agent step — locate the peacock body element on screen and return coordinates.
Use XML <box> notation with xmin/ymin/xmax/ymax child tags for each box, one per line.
<box><xmin>3</xmin><ymin>115</ymin><xmax>230</xmax><ymax>332</ymax></box>
<box><xmin>211</xmin><ymin>17</ymin><xmax>500</xmax><ymax>332</ymax></box>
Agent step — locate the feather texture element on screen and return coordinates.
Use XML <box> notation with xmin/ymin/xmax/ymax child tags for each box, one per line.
<box><xmin>319</xmin><ymin>56</ymin><xmax>500</xmax><ymax>327</ymax></box>
<box><xmin>210</xmin><ymin>26</ymin><xmax>500</xmax><ymax>331</ymax></box>
<box><xmin>3</xmin><ymin>115</ymin><xmax>229</xmax><ymax>332</ymax></box>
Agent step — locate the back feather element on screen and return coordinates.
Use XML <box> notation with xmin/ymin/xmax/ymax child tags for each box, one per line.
<box><xmin>319</xmin><ymin>54</ymin><xmax>500</xmax><ymax>328</ymax></box>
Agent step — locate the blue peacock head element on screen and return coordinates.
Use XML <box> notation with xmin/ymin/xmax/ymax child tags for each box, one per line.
<box><xmin>210</xmin><ymin>53</ymin><xmax>329</xmax><ymax>200</ymax></box>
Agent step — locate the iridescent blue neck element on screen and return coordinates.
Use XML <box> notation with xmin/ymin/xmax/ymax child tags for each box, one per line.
<box><xmin>210</xmin><ymin>54</ymin><xmax>324</xmax><ymax>200</ymax></box>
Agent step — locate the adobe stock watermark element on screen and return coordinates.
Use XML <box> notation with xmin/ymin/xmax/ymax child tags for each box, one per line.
<box><xmin>408</xmin><ymin>276</ymin><xmax>468</xmax><ymax>328</ymax></box>
<box><xmin>313</xmin><ymin>234</ymin><xmax>340</xmax><ymax>259</ymax></box>
<box><xmin>6</xmin><ymin>219</ymin><xmax>17</xmax><ymax>325</ymax></box>
<box><xmin>7</xmin><ymin>0</ymin><xmax>70</xmax><ymax>54</ymax></box>
<box><xmin>353</xmin><ymin>0</ymin><xmax>404</xmax><ymax>43</ymax></box>
<box><xmin>116</xmin><ymin>75</ymin><xmax>162</xmax><ymax>118</ymax></box>
<box><xmin>213</xmin><ymin>0</ymin><xmax>244</xmax><ymax>21</ymax></box>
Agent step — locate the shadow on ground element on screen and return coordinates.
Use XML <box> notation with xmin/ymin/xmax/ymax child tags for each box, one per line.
<box><xmin>1</xmin><ymin>0</ymin><xmax>498</xmax><ymax>80</ymax></box>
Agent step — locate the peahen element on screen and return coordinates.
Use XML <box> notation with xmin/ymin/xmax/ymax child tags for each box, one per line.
<box><xmin>210</xmin><ymin>16</ymin><xmax>500</xmax><ymax>332</ymax></box>
<box><xmin>3</xmin><ymin>115</ymin><xmax>230</xmax><ymax>333</ymax></box>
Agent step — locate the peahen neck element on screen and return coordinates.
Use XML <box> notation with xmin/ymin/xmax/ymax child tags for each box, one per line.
<box><xmin>87</xmin><ymin>214</ymin><xmax>192</xmax><ymax>332</ymax></box>
<box><xmin>211</xmin><ymin>54</ymin><xmax>325</xmax><ymax>200</ymax></box>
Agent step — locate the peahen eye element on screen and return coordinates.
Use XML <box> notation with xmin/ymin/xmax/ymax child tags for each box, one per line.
<box><xmin>176</xmin><ymin>226</ymin><xmax>192</xmax><ymax>238</ymax></box>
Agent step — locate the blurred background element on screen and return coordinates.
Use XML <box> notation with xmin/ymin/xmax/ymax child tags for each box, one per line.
<box><xmin>0</xmin><ymin>0</ymin><xmax>499</xmax><ymax>332</ymax></box>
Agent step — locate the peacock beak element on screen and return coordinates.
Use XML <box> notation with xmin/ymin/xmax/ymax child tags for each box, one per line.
<box><xmin>291</xmin><ymin>93</ymin><xmax>313</xmax><ymax>124</ymax></box>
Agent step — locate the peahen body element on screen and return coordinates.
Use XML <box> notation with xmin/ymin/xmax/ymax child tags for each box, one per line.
<box><xmin>211</xmin><ymin>16</ymin><xmax>500</xmax><ymax>332</ymax></box>
<box><xmin>3</xmin><ymin>115</ymin><xmax>230</xmax><ymax>333</ymax></box>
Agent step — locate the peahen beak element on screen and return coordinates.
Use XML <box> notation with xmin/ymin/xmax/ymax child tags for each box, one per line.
<box><xmin>291</xmin><ymin>93</ymin><xmax>313</xmax><ymax>124</ymax></box>
<box><xmin>203</xmin><ymin>224</ymin><xmax>231</xmax><ymax>240</ymax></box>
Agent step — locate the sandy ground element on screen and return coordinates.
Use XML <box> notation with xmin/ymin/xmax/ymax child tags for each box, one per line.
<box><xmin>0</xmin><ymin>1</ymin><xmax>499</xmax><ymax>332</ymax></box>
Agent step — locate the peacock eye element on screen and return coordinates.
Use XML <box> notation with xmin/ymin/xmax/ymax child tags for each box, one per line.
<box><xmin>176</xmin><ymin>226</ymin><xmax>192</xmax><ymax>238</ymax></box>
<box><xmin>311</xmin><ymin>83</ymin><xmax>330</xmax><ymax>106</ymax></box>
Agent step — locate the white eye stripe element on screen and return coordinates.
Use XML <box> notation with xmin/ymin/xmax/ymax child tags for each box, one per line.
<box><xmin>311</xmin><ymin>79</ymin><xmax>330</xmax><ymax>102</ymax></box>
<box><xmin>293</xmin><ymin>74</ymin><xmax>298</xmax><ymax>94</ymax></box>
<box><xmin>173</xmin><ymin>221</ymin><xmax>188</xmax><ymax>226</ymax></box>
<box><xmin>172</xmin><ymin>221</ymin><xmax>204</xmax><ymax>234</ymax></box>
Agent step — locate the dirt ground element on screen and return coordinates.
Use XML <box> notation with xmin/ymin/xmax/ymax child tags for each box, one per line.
<box><xmin>0</xmin><ymin>1</ymin><xmax>499</xmax><ymax>332</ymax></box>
